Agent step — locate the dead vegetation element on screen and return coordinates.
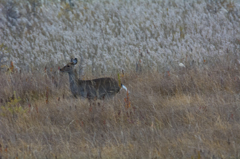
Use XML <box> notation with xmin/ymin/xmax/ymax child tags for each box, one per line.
<box><xmin>0</xmin><ymin>63</ymin><xmax>240</xmax><ymax>158</ymax></box>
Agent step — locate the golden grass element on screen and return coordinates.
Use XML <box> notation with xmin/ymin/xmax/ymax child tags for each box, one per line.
<box><xmin>0</xmin><ymin>65</ymin><xmax>240</xmax><ymax>158</ymax></box>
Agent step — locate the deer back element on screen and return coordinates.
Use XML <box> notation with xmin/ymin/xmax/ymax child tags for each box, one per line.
<box><xmin>78</xmin><ymin>77</ymin><xmax>120</xmax><ymax>99</ymax></box>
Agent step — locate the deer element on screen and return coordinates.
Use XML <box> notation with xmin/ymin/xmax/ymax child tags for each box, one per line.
<box><xmin>59</xmin><ymin>58</ymin><xmax>128</xmax><ymax>100</ymax></box>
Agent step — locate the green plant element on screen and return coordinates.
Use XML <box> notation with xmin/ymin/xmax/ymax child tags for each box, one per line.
<box><xmin>1</xmin><ymin>91</ymin><xmax>26</xmax><ymax>116</ymax></box>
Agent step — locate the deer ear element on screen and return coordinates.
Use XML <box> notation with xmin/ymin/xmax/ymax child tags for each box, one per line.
<box><xmin>71</xmin><ymin>58</ymin><xmax>78</xmax><ymax>65</ymax></box>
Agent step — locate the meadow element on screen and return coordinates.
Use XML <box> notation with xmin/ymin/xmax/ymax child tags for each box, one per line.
<box><xmin>1</xmin><ymin>63</ymin><xmax>240</xmax><ymax>158</ymax></box>
<box><xmin>1</xmin><ymin>0</ymin><xmax>240</xmax><ymax>158</ymax></box>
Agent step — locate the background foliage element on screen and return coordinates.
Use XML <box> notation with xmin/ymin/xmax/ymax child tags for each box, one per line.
<box><xmin>1</xmin><ymin>0</ymin><xmax>240</xmax><ymax>75</ymax></box>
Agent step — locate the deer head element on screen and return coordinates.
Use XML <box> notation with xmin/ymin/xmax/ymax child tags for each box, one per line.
<box><xmin>60</xmin><ymin>58</ymin><xmax>78</xmax><ymax>73</ymax></box>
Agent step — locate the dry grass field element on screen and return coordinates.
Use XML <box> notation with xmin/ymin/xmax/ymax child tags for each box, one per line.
<box><xmin>1</xmin><ymin>0</ymin><xmax>240</xmax><ymax>158</ymax></box>
<box><xmin>0</xmin><ymin>62</ymin><xmax>240</xmax><ymax>159</ymax></box>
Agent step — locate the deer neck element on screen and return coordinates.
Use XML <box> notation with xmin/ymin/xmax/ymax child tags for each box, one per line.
<box><xmin>68</xmin><ymin>70</ymin><xmax>79</xmax><ymax>95</ymax></box>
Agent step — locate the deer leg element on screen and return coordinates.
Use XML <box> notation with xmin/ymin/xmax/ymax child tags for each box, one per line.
<box><xmin>89</xmin><ymin>99</ymin><xmax>94</xmax><ymax>122</ymax></box>
<box><xmin>87</xmin><ymin>93</ymin><xmax>92</xmax><ymax>112</ymax></box>
<box><xmin>101</xmin><ymin>95</ymin><xmax>105</xmax><ymax>111</ymax></box>
<box><xmin>89</xmin><ymin>99</ymin><xmax>93</xmax><ymax>112</ymax></box>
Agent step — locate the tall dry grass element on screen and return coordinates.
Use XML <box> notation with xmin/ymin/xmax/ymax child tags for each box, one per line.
<box><xmin>0</xmin><ymin>63</ymin><xmax>240</xmax><ymax>158</ymax></box>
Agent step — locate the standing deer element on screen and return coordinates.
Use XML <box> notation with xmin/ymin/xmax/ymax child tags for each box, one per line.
<box><xmin>60</xmin><ymin>58</ymin><xmax>127</xmax><ymax>99</ymax></box>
